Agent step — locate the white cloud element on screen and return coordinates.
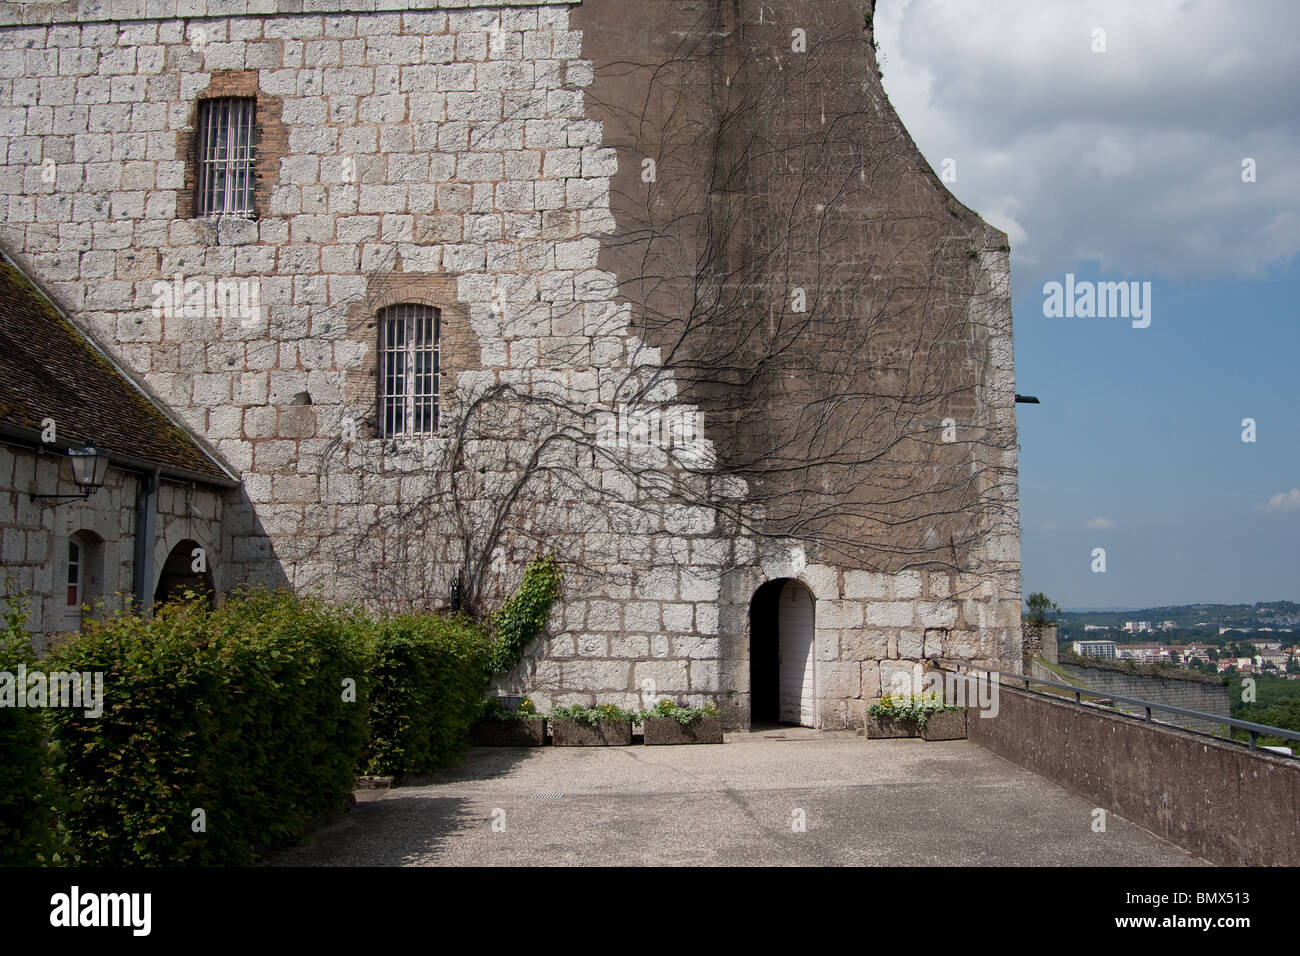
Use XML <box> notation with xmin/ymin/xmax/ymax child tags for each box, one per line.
<box><xmin>874</xmin><ymin>0</ymin><xmax>1300</xmax><ymax>279</ymax></box>
<box><xmin>1085</xmin><ymin>516</ymin><xmax>1117</xmax><ymax>530</ymax></box>
<box><xmin>1257</xmin><ymin>488</ymin><xmax>1300</xmax><ymax>513</ymax></box>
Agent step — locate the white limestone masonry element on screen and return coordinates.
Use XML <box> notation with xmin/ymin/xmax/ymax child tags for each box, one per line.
<box><xmin>0</xmin><ymin>0</ymin><xmax>1021</xmax><ymax>727</ymax></box>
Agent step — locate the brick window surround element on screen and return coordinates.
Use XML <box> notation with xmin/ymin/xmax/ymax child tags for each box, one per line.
<box><xmin>345</xmin><ymin>274</ymin><xmax>480</xmax><ymax>442</ymax></box>
<box><xmin>179</xmin><ymin>70</ymin><xmax>284</xmax><ymax>220</ymax></box>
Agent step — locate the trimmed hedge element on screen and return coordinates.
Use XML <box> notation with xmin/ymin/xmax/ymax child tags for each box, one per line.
<box><xmin>0</xmin><ymin>614</ymin><xmax>64</xmax><ymax>865</ymax></box>
<box><xmin>7</xmin><ymin>584</ymin><xmax>511</xmax><ymax>865</ymax></box>
<box><xmin>363</xmin><ymin>613</ymin><xmax>492</xmax><ymax>776</ymax></box>
<box><xmin>44</xmin><ymin>590</ymin><xmax>371</xmax><ymax>866</ymax></box>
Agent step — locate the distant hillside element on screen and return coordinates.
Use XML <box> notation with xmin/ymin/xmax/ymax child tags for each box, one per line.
<box><xmin>1055</xmin><ymin>601</ymin><xmax>1300</xmax><ymax>641</ymax></box>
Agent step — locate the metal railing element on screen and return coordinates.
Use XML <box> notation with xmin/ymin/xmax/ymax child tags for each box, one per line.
<box><xmin>938</xmin><ymin>664</ymin><xmax>1300</xmax><ymax>754</ymax></box>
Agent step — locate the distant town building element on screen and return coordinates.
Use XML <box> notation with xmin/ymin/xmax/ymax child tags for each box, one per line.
<box><xmin>1073</xmin><ymin>640</ymin><xmax>1117</xmax><ymax>659</ymax></box>
<box><xmin>1116</xmin><ymin>643</ymin><xmax>1169</xmax><ymax>661</ymax></box>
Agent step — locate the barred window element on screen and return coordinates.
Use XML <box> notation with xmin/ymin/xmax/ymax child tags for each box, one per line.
<box><xmin>379</xmin><ymin>305</ymin><xmax>440</xmax><ymax>437</ymax></box>
<box><xmin>196</xmin><ymin>97</ymin><xmax>256</xmax><ymax>217</ymax></box>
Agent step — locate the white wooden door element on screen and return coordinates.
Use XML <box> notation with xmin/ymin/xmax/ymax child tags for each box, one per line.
<box><xmin>63</xmin><ymin>537</ymin><xmax>83</xmax><ymax>632</ymax></box>
<box><xmin>778</xmin><ymin>580</ymin><xmax>816</xmax><ymax>726</ymax></box>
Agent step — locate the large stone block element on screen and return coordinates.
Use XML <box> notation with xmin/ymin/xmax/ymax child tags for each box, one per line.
<box><xmin>633</xmin><ymin>659</ymin><xmax>689</xmax><ymax>695</ymax></box>
<box><xmin>896</xmin><ymin>628</ymin><xmax>925</xmax><ymax>660</ymax></box>
<box><xmin>561</xmin><ymin>659</ymin><xmax>631</xmax><ymax>692</ymax></box>
<box><xmin>879</xmin><ymin>660</ymin><xmax>924</xmax><ymax>699</ymax></box>
<box><xmin>819</xmin><ymin>660</ymin><xmax>861</xmax><ymax>699</ymax></box>
<box><xmin>844</xmin><ymin>570</ymin><xmax>890</xmax><ymax>599</ymax></box>
<box><xmin>892</xmin><ymin>571</ymin><xmax>923</xmax><ymax>600</ymax></box>
<box><xmin>818</xmin><ymin>599</ymin><xmax>863</xmax><ymax>629</ymax></box>
<box><xmin>842</xmin><ymin>628</ymin><xmax>889</xmax><ymax>661</ymax></box>
<box><xmin>866</xmin><ymin>601</ymin><xmax>914</xmax><ymax>628</ymax></box>
<box><xmin>801</xmin><ymin>563</ymin><xmax>839</xmax><ymax>599</ymax></box>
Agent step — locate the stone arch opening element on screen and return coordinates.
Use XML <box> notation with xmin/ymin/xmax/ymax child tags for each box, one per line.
<box><xmin>749</xmin><ymin>578</ymin><xmax>817</xmax><ymax>728</ymax></box>
<box><xmin>154</xmin><ymin>538</ymin><xmax>214</xmax><ymax>608</ymax></box>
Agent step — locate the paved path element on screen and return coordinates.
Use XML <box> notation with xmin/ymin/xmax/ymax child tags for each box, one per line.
<box><xmin>273</xmin><ymin>729</ymin><xmax>1206</xmax><ymax>866</ymax></box>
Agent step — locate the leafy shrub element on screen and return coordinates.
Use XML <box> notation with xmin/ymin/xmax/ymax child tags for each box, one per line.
<box><xmin>549</xmin><ymin>703</ymin><xmax>636</xmax><ymax>726</ymax></box>
<box><xmin>479</xmin><ymin>696</ymin><xmax>541</xmax><ymax>721</ymax></box>
<box><xmin>638</xmin><ymin>699</ymin><xmax>719</xmax><ymax>725</ymax></box>
<box><xmin>22</xmin><ymin>574</ymin><xmax>541</xmax><ymax>861</ymax></box>
<box><xmin>488</xmin><ymin>556</ymin><xmax>562</xmax><ymax>674</ymax></box>
<box><xmin>44</xmin><ymin>589</ymin><xmax>370</xmax><ymax>866</ymax></box>
<box><xmin>0</xmin><ymin>597</ymin><xmax>69</xmax><ymax>865</ymax></box>
<box><xmin>363</xmin><ymin>613</ymin><xmax>492</xmax><ymax>776</ymax></box>
<box><xmin>867</xmin><ymin>692</ymin><xmax>955</xmax><ymax>730</ymax></box>
<box><xmin>1024</xmin><ymin>592</ymin><xmax>1060</xmax><ymax>625</ymax></box>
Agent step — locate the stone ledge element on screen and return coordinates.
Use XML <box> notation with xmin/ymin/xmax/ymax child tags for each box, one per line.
<box><xmin>0</xmin><ymin>0</ymin><xmax>582</xmax><ymax>28</ymax></box>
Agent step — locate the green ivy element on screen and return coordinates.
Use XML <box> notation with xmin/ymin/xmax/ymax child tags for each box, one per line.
<box><xmin>488</xmin><ymin>555</ymin><xmax>562</xmax><ymax>675</ymax></box>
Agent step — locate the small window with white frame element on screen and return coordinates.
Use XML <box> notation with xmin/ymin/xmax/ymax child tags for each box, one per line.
<box><xmin>196</xmin><ymin>97</ymin><xmax>256</xmax><ymax>217</ymax></box>
<box><xmin>379</xmin><ymin>304</ymin><xmax>440</xmax><ymax>438</ymax></box>
<box><xmin>66</xmin><ymin>538</ymin><xmax>81</xmax><ymax>609</ymax></box>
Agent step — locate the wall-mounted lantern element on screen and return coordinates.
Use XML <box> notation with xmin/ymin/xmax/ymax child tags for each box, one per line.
<box><xmin>30</xmin><ymin>443</ymin><xmax>110</xmax><ymax>504</ymax></box>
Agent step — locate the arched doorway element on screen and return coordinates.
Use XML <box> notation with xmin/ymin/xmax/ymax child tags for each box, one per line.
<box><xmin>749</xmin><ymin>578</ymin><xmax>817</xmax><ymax>728</ymax></box>
<box><xmin>154</xmin><ymin>539</ymin><xmax>214</xmax><ymax>607</ymax></box>
<box><xmin>64</xmin><ymin>531</ymin><xmax>105</xmax><ymax>632</ymax></box>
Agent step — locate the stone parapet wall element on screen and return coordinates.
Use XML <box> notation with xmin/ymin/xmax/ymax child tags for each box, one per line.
<box><xmin>1056</xmin><ymin>659</ymin><xmax>1230</xmax><ymax>735</ymax></box>
<box><xmin>968</xmin><ymin>683</ymin><xmax>1299</xmax><ymax>866</ymax></box>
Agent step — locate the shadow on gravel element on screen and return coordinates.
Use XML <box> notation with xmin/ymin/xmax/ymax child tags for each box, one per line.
<box><xmin>268</xmin><ymin>795</ymin><xmax>476</xmax><ymax>866</ymax></box>
<box><xmin>400</xmin><ymin>744</ymin><xmax>539</xmax><ymax>786</ymax></box>
<box><xmin>267</xmin><ymin>746</ymin><xmax>539</xmax><ymax>866</ymax></box>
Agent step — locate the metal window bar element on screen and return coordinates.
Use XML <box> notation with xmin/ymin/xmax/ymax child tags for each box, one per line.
<box><xmin>197</xmin><ymin>98</ymin><xmax>256</xmax><ymax>217</ymax></box>
<box><xmin>380</xmin><ymin>305</ymin><xmax>439</xmax><ymax>437</ymax></box>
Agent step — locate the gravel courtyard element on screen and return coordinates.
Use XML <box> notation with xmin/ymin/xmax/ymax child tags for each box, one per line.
<box><xmin>273</xmin><ymin>729</ymin><xmax>1205</xmax><ymax>867</ymax></box>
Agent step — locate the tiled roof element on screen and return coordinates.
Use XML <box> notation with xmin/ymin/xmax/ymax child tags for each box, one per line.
<box><xmin>0</xmin><ymin>251</ymin><xmax>233</xmax><ymax>485</ymax></box>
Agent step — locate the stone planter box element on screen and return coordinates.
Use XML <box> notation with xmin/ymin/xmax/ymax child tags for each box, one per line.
<box><xmin>643</xmin><ymin>716</ymin><xmax>724</xmax><ymax>745</ymax></box>
<box><xmin>550</xmin><ymin>719</ymin><xmax>633</xmax><ymax>747</ymax></box>
<box><xmin>866</xmin><ymin>714</ymin><xmax>919</xmax><ymax>738</ymax></box>
<box><xmin>920</xmin><ymin>709</ymin><xmax>967</xmax><ymax>741</ymax></box>
<box><xmin>469</xmin><ymin>718</ymin><xmax>548</xmax><ymax>747</ymax></box>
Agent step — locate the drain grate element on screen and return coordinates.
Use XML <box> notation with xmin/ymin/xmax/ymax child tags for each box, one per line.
<box><xmin>532</xmin><ymin>792</ymin><xmax>564</xmax><ymax>799</ymax></box>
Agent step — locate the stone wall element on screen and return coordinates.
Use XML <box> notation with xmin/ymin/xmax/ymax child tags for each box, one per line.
<box><xmin>1021</xmin><ymin>621</ymin><xmax>1057</xmax><ymax>666</ymax></box>
<box><xmin>0</xmin><ymin>443</ymin><xmax>225</xmax><ymax>645</ymax></box>
<box><xmin>968</xmin><ymin>683</ymin><xmax>1300</xmax><ymax>866</ymax></box>
<box><xmin>1056</xmin><ymin>658</ymin><xmax>1230</xmax><ymax>735</ymax></box>
<box><xmin>0</xmin><ymin>0</ymin><xmax>1022</xmax><ymax>726</ymax></box>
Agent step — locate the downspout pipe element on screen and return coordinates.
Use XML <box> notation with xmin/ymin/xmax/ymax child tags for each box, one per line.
<box><xmin>132</xmin><ymin>466</ymin><xmax>160</xmax><ymax>612</ymax></box>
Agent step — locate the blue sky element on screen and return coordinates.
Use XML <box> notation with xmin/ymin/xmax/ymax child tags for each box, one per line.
<box><xmin>874</xmin><ymin>0</ymin><xmax>1299</xmax><ymax>608</ymax></box>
